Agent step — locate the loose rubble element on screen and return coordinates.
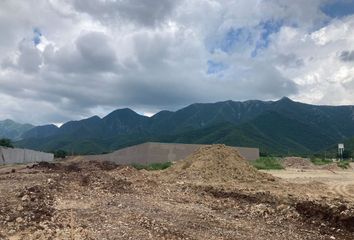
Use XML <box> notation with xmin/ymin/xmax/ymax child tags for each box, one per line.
<box><xmin>0</xmin><ymin>145</ymin><xmax>353</xmax><ymax>239</ymax></box>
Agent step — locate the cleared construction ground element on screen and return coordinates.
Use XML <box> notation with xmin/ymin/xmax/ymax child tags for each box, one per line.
<box><xmin>0</xmin><ymin>145</ymin><xmax>353</xmax><ymax>239</ymax></box>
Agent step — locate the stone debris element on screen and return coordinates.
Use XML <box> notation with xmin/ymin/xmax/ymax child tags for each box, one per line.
<box><xmin>0</xmin><ymin>145</ymin><xmax>353</xmax><ymax>239</ymax></box>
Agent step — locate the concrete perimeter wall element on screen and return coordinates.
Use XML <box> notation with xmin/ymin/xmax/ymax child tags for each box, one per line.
<box><xmin>0</xmin><ymin>147</ymin><xmax>54</xmax><ymax>165</ymax></box>
<box><xmin>86</xmin><ymin>142</ymin><xmax>259</xmax><ymax>165</ymax></box>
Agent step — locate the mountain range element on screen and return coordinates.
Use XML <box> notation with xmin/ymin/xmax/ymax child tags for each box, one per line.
<box><xmin>0</xmin><ymin>119</ymin><xmax>34</xmax><ymax>141</ymax></box>
<box><xmin>3</xmin><ymin>97</ymin><xmax>354</xmax><ymax>155</ymax></box>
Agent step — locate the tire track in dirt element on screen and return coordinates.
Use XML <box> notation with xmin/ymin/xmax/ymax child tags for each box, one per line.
<box><xmin>329</xmin><ymin>184</ymin><xmax>354</xmax><ymax>200</ymax></box>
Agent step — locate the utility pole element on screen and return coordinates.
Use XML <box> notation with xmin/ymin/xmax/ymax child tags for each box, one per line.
<box><xmin>338</xmin><ymin>143</ymin><xmax>344</xmax><ymax>162</ymax></box>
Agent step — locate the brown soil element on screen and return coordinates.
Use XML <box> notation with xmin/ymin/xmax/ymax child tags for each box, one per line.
<box><xmin>165</xmin><ymin>144</ymin><xmax>275</xmax><ymax>183</ymax></box>
<box><xmin>281</xmin><ymin>157</ymin><xmax>315</xmax><ymax>169</ymax></box>
<box><xmin>281</xmin><ymin>157</ymin><xmax>342</xmax><ymax>171</ymax></box>
<box><xmin>0</xmin><ymin>145</ymin><xmax>353</xmax><ymax>239</ymax></box>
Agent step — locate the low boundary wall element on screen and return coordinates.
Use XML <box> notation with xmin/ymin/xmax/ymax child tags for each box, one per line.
<box><xmin>0</xmin><ymin>147</ymin><xmax>54</xmax><ymax>165</ymax></box>
<box><xmin>86</xmin><ymin>142</ymin><xmax>259</xmax><ymax>165</ymax></box>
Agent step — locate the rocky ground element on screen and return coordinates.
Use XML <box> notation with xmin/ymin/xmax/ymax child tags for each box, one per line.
<box><xmin>0</xmin><ymin>145</ymin><xmax>353</xmax><ymax>239</ymax></box>
<box><xmin>281</xmin><ymin>157</ymin><xmax>342</xmax><ymax>171</ymax></box>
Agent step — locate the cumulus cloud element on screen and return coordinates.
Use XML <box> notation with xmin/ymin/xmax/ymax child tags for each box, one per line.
<box><xmin>18</xmin><ymin>40</ymin><xmax>42</xmax><ymax>73</ymax></box>
<box><xmin>1</xmin><ymin>39</ymin><xmax>42</xmax><ymax>73</ymax></box>
<box><xmin>72</xmin><ymin>0</ymin><xmax>180</xmax><ymax>27</ymax></box>
<box><xmin>0</xmin><ymin>0</ymin><xmax>354</xmax><ymax>124</ymax></box>
<box><xmin>43</xmin><ymin>31</ymin><xmax>117</xmax><ymax>73</ymax></box>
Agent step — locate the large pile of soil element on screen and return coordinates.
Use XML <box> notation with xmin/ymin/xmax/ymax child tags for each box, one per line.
<box><xmin>281</xmin><ymin>157</ymin><xmax>314</xmax><ymax>169</ymax></box>
<box><xmin>165</xmin><ymin>145</ymin><xmax>275</xmax><ymax>183</ymax></box>
<box><xmin>281</xmin><ymin>157</ymin><xmax>342</xmax><ymax>171</ymax></box>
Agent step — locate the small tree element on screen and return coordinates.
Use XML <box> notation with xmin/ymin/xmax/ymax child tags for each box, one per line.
<box><xmin>53</xmin><ymin>150</ymin><xmax>67</xmax><ymax>159</ymax></box>
<box><xmin>0</xmin><ymin>138</ymin><xmax>14</xmax><ymax>148</ymax></box>
<box><xmin>337</xmin><ymin>149</ymin><xmax>352</xmax><ymax>160</ymax></box>
<box><xmin>343</xmin><ymin>150</ymin><xmax>352</xmax><ymax>160</ymax></box>
<box><xmin>260</xmin><ymin>151</ymin><xmax>270</xmax><ymax>157</ymax></box>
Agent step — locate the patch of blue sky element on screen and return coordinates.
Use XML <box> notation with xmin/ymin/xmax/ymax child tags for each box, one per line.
<box><xmin>222</xmin><ymin>28</ymin><xmax>249</xmax><ymax>52</ymax></box>
<box><xmin>32</xmin><ymin>27</ymin><xmax>42</xmax><ymax>46</ymax></box>
<box><xmin>321</xmin><ymin>0</ymin><xmax>354</xmax><ymax>18</ymax></box>
<box><xmin>252</xmin><ymin>19</ymin><xmax>283</xmax><ymax>57</ymax></box>
<box><xmin>209</xmin><ymin>27</ymin><xmax>253</xmax><ymax>54</ymax></box>
<box><xmin>207</xmin><ymin>60</ymin><xmax>228</xmax><ymax>75</ymax></box>
<box><xmin>209</xmin><ymin>19</ymin><xmax>283</xmax><ymax>57</ymax></box>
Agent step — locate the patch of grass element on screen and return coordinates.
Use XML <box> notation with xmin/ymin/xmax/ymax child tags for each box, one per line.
<box><xmin>310</xmin><ymin>158</ymin><xmax>332</xmax><ymax>166</ymax></box>
<box><xmin>337</xmin><ymin>161</ymin><xmax>350</xmax><ymax>169</ymax></box>
<box><xmin>251</xmin><ymin>157</ymin><xmax>284</xmax><ymax>170</ymax></box>
<box><xmin>132</xmin><ymin>162</ymin><xmax>172</xmax><ymax>171</ymax></box>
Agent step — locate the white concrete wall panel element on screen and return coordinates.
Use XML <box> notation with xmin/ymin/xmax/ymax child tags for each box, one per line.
<box><xmin>86</xmin><ymin>142</ymin><xmax>260</xmax><ymax>165</ymax></box>
<box><xmin>0</xmin><ymin>147</ymin><xmax>54</xmax><ymax>165</ymax></box>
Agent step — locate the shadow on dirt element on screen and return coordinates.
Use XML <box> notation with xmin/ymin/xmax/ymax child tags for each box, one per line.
<box><xmin>199</xmin><ymin>185</ymin><xmax>354</xmax><ymax>234</ymax></box>
<box><xmin>29</xmin><ymin>160</ymin><xmax>120</xmax><ymax>173</ymax></box>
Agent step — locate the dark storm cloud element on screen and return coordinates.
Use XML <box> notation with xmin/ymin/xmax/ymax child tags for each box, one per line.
<box><xmin>44</xmin><ymin>32</ymin><xmax>117</xmax><ymax>73</ymax></box>
<box><xmin>17</xmin><ymin>40</ymin><xmax>42</xmax><ymax>73</ymax></box>
<box><xmin>321</xmin><ymin>0</ymin><xmax>354</xmax><ymax>18</ymax></box>
<box><xmin>76</xmin><ymin>32</ymin><xmax>117</xmax><ymax>70</ymax></box>
<box><xmin>339</xmin><ymin>50</ymin><xmax>354</xmax><ymax>62</ymax></box>
<box><xmin>1</xmin><ymin>40</ymin><xmax>42</xmax><ymax>73</ymax></box>
<box><xmin>72</xmin><ymin>0</ymin><xmax>181</xmax><ymax>27</ymax></box>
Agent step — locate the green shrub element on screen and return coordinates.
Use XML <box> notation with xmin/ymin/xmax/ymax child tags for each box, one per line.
<box><xmin>0</xmin><ymin>138</ymin><xmax>14</xmax><ymax>148</ymax></box>
<box><xmin>53</xmin><ymin>150</ymin><xmax>68</xmax><ymax>159</ymax></box>
<box><xmin>341</xmin><ymin>150</ymin><xmax>352</xmax><ymax>160</ymax></box>
<box><xmin>260</xmin><ymin>151</ymin><xmax>271</xmax><ymax>157</ymax></box>
<box><xmin>310</xmin><ymin>158</ymin><xmax>332</xmax><ymax>165</ymax></box>
<box><xmin>337</xmin><ymin>161</ymin><xmax>350</xmax><ymax>169</ymax></box>
<box><xmin>251</xmin><ymin>157</ymin><xmax>284</xmax><ymax>170</ymax></box>
<box><xmin>132</xmin><ymin>162</ymin><xmax>172</xmax><ymax>171</ymax></box>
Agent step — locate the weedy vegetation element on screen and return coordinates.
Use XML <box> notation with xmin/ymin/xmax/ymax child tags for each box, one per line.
<box><xmin>310</xmin><ymin>158</ymin><xmax>333</xmax><ymax>165</ymax></box>
<box><xmin>132</xmin><ymin>162</ymin><xmax>172</xmax><ymax>171</ymax></box>
<box><xmin>251</xmin><ymin>157</ymin><xmax>284</xmax><ymax>170</ymax></box>
<box><xmin>337</xmin><ymin>161</ymin><xmax>351</xmax><ymax>169</ymax></box>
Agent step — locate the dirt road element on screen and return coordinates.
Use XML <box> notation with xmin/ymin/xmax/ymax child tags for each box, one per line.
<box><xmin>265</xmin><ymin>168</ymin><xmax>354</xmax><ymax>201</ymax></box>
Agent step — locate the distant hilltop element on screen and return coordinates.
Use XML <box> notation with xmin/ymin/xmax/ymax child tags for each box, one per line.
<box><xmin>0</xmin><ymin>119</ymin><xmax>34</xmax><ymax>141</ymax></box>
<box><xmin>1</xmin><ymin>97</ymin><xmax>354</xmax><ymax>155</ymax></box>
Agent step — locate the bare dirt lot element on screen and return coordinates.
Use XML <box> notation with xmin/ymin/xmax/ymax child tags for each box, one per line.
<box><xmin>266</xmin><ymin>165</ymin><xmax>354</xmax><ymax>201</ymax></box>
<box><xmin>0</xmin><ymin>145</ymin><xmax>353</xmax><ymax>240</ymax></box>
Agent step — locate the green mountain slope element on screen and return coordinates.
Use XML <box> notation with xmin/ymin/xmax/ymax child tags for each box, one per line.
<box><xmin>15</xmin><ymin>98</ymin><xmax>354</xmax><ymax>155</ymax></box>
<box><xmin>0</xmin><ymin>119</ymin><xmax>34</xmax><ymax>140</ymax></box>
<box><xmin>161</xmin><ymin>111</ymin><xmax>336</xmax><ymax>154</ymax></box>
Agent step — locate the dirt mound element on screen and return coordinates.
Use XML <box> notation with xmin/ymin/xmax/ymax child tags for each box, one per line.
<box><xmin>30</xmin><ymin>161</ymin><xmax>81</xmax><ymax>172</ymax></box>
<box><xmin>29</xmin><ymin>161</ymin><xmax>63</xmax><ymax>170</ymax></box>
<box><xmin>319</xmin><ymin>163</ymin><xmax>341</xmax><ymax>171</ymax></box>
<box><xmin>281</xmin><ymin>157</ymin><xmax>314</xmax><ymax>169</ymax></box>
<box><xmin>165</xmin><ymin>144</ymin><xmax>275</xmax><ymax>183</ymax></box>
<box><xmin>295</xmin><ymin>200</ymin><xmax>354</xmax><ymax>231</ymax></box>
<box><xmin>30</xmin><ymin>160</ymin><xmax>120</xmax><ymax>173</ymax></box>
<box><xmin>281</xmin><ymin>157</ymin><xmax>343</xmax><ymax>171</ymax></box>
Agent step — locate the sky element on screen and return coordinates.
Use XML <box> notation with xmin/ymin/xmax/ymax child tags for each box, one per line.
<box><xmin>1</xmin><ymin>0</ymin><xmax>354</xmax><ymax>125</ymax></box>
